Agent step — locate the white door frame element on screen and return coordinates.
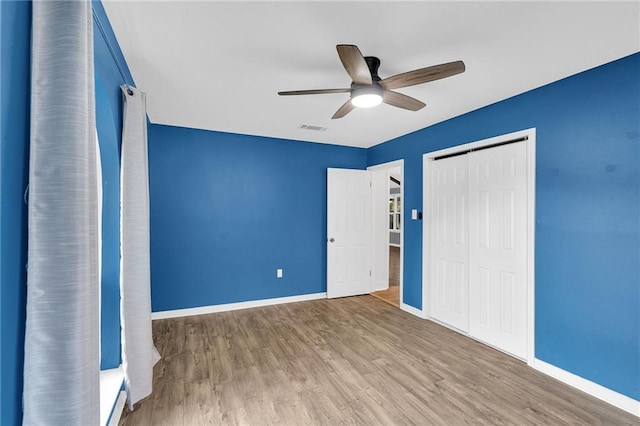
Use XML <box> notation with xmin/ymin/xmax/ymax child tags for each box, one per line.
<box><xmin>422</xmin><ymin>128</ymin><xmax>536</xmax><ymax>364</ymax></box>
<box><xmin>368</xmin><ymin>160</ymin><xmax>404</xmax><ymax>306</ymax></box>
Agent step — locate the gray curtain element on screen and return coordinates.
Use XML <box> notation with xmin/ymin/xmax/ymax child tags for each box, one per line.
<box><xmin>23</xmin><ymin>1</ymin><xmax>100</xmax><ymax>425</ymax></box>
<box><xmin>120</xmin><ymin>86</ymin><xmax>159</xmax><ymax>408</ymax></box>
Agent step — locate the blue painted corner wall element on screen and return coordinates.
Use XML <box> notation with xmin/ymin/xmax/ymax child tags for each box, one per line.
<box><xmin>148</xmin><ymin>125</ymin><xmax>367</xmax><ymax>311</ymax></box>
<box><xmin>368</xmin><ymin>53</ymin><xmax>640</xmax><ymax>401</ymax></box>
<box><xmin>93</xmin><ymin>0</ymin><xmax>136</xmax><ymax>370</ymax></box>
<box><xmin>1</xmin><ymin>2</ymin><xmax>30</xmax><ymax>424</ymax></box>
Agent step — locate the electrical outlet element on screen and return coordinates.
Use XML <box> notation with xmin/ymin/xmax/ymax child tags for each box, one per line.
<box><xmin>277</xmin><ymin>268</ymin><xmax>283</xmax><ymax>278</ymax></box>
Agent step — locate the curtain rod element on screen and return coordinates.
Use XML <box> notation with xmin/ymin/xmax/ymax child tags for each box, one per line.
<box><xmin>433</xmin><ymin>136</ymin><xmax>529</xmax><ymax>161</ymax></box>
<box><xmin>92</xmin><ymin>9</ymin><xmax>134</xmax><ymax>95</ymax></box>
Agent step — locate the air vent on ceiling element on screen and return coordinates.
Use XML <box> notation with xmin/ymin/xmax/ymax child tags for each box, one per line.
<box><xmin>298</xmin><ymin>124</ymin><xmax>328</xmax><ymax>132</ymax></box>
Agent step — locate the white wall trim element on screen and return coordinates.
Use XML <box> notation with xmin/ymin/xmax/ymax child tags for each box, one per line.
<box><xmin>107</xmin><ymin>391</ymin><xmax>127</xmax><ymax>426</ymax></box>
<box><xmin>400</xmin><ymin>303</ymin><xmax>424</xmax><ymax>318</ymax></box>
<box><xmin>532</xmin><ymin>358</ymin><xmax>640</xmax><ymax>417</ymax></box>
<box><xmin>525</xmin><ymin>130</ymin><xmax>537</xmax><ymax>365</ymax></box>
<box><xmin>151</xmin><ymin>292</ymin><xmax>327</xmax><ymax>320</ymax></box>
<box><xmin>100</xmin><ymin>366</ymin><xmax>124</xmax><ymax>426</ymax></box>
<box><xmin>367</xmin><ymin>159</ymin><xmax>404</xmax><ymax>171</ymax></box>
<box><xmin>422</xmin><ymin>128</ymin><xmax>536</xmax><ymax>364</ymax></box>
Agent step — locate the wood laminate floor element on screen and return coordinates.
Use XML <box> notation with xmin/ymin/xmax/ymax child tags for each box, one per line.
<box><xmin>120</xmin><ymin>296</ymin><xmax>638</xmax><ymax>425</ymax></box>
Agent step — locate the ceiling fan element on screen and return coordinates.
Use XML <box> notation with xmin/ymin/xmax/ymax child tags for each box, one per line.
<box><xmin>278</xmin><ymin>44</ymin><xmax>465</xmax><ymax>119</ymax></box>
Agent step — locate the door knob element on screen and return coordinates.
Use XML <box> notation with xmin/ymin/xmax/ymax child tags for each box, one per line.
<box><xmin>329</xmin><ymin>238</ymin><xmax>335</xmax><ymax>243</ymax></box>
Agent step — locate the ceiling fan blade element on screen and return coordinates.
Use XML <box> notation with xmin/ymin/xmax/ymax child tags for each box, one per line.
<box><xmin>381</xmin><ymin>60</ymin><xmax>465</xmax><ymax>90</ymax></box>
<box><xmin>278</xmin><ymin>88</ymin><xmax>350</xmax><ymax>96</ymax></box>
<box><xmin>383</xmin><ymin>90</ymin><xmax>426</xmax><ymax>111</ymax></box>
<box><xmin>331</xmin><ymin>99</ymin><xmax>355</xmax><ymax>119</ymax></box>
<box><xmin>336</xmin><ymin>44</ymin><xmax>372</xmax><ymax>85</ymax></box>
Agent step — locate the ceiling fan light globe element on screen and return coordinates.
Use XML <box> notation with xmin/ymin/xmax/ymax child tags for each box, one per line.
<box><xmin>350</xmin><ymin>84</ymin><xmax>384</xmax><ymax>108</ymax></box>
<box><xmin>352</xmin><ymin>94</ymin><xmax>382</xmax><ymax>108</ymax></box>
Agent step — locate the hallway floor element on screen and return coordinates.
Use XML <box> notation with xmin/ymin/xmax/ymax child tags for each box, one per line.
<box><xmin>370</xmin><ymin>285</ymin><xmax>400</xmax><ymax>308</ymax></box>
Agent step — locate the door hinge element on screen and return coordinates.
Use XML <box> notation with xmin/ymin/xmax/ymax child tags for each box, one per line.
<box><xmin>369</xmin><ymin>270</ymin><xmax>372</xmax><ymax>276</ymax></box>
<box><xmin>369</xmin><ymin>181</ymin><xmax>372</xmax><ymax>187</ymax></box>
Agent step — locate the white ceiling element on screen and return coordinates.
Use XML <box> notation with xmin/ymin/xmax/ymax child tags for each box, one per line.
<box><xmin>103</xmin><ymin>1</ymin><xmax>639</xmax><ymax>148</ymax></box>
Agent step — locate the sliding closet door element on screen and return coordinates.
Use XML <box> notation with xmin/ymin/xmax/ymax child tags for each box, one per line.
<box><xmin>430</xmin><ymin>154</ymin><xmax>469</xmax><ymax>332</ymax></box>
<box><xmin>468</xmin><ymin>142</ymin><xmax>528</xmax><ymax>359</ymax></box>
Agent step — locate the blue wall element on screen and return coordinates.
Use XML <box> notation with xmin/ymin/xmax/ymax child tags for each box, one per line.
<box><xmin>148</xmin><ymin>125</ymin><xmax>367</xmax><ymax>311</ymax></box>
<box><xmin>0</xmin><ymin>2</ymin><xmax>31</xmax><ymax>424</ymax></box>
<box><xmin>95</xmin><ymin>76</ymin><xmax>122</xmax><ymax>369</ymax></box>
<box><xmin>368</xmin><ymin>53</ymin><xmax>639</xmax><ymax>401</ymax></box>
<box><xmin>93</xmin><ymin>0</ymin><xmax>135</xmax><ymax>370</ymax></box>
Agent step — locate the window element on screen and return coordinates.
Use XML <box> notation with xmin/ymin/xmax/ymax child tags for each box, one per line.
<box><xmin>389</xmin><ymin>195</ymin><xmax>401</xmax><ymax>230</ymax></box>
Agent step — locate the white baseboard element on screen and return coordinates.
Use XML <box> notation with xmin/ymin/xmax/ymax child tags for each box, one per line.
<box><xmin>532</xmin><ymin>358</ymin><xmax>639</xmax><ymax>417</ymax></box>
<box><xmin>100</xmin><ymin>366</ymin><xmax>124</xmax><ymax>426</ymax></box>
<box><xmin>152</xmin><ymin>292</ymin><xmax>327</xmax><ymax>320</ymax></box>
<box><xmin>108</xmin><ymin>391</ymin><xmax>127</xmax><ymax>426</ymax></box>
<box><xmin>400</xmin><ymin>303</ymin><xmax>424</xmax><ymax>318</ymax></box>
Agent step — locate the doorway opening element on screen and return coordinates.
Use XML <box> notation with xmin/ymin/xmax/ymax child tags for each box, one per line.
<box><xmin>368</xmin><ymin>161</ymin><xmax>404</xmax><ymax>308</ymax></box>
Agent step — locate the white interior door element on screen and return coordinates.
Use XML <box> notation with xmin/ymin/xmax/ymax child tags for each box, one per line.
<box><xmin>430</xmin><ymin>154</ymin><xmax>469</xmax><ymax>332</ymax></box>
<box><xmin>468</xmin><ymin>142</ymin><xmax>528</xmax><ymax>359</ymax></box>
<box><xmin>327</xmin><ymin>168</ymin><xmax>372</xmax><ymax>298</ymax></box>
<box><xmin>370</xmin><ymin>169</ymin><xmax>389</xmax><ymax>292</ymax></box>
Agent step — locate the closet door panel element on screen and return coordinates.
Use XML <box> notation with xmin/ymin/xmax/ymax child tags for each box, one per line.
<box><xmin>468</xmin><ymin>142</ymin><xmax>528</xmax><ymax>359</ymax></box>
<box><xmin>430</xmin><ymin>155</ymin><xmax>469</xmax><ymax>332</ymax></box>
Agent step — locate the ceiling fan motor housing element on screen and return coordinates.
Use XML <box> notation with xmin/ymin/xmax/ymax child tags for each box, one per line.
<box><xmin>350</xmin><ymin>83</ymin><xmax>383</xmax><ymax>98</ymax></box>
<box><xmin>364</xmin><ymin>56</ymin><xmax>382</xmax><ymax>81</ymax></box>
<box><xmin>350</xmin><ymin>56</ymin><xmax>383</xmax><ymax>104</ymax></box>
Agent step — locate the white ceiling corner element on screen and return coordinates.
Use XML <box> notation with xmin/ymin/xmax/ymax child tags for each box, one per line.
<box><xmin>103</xmin><ymin>1</ymin><xmax>640</xmax><ymax>148</ymax></box>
